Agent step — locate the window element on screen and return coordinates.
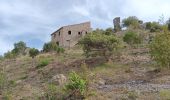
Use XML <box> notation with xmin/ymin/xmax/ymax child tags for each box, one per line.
<box><xmin>78</xmin><ymin>32</ymin><xmax>81</xmax><ymax>35</ymax></box>
<box><xmin>56</xmin><ymin>42</ymin><xmax>59</xmax><ymax>45</ymax></box>
<box><xmin>59</xmin><ymin>32</ymin><xmax>60</xmax><ymax>36</ymax></box>
<box><xmin>68</xmin><ymin>31</ymin><xmax>71</xmax><ymax>35</ymax></box>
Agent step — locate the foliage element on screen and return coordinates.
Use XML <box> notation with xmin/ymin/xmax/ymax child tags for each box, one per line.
<box><xmin>79</xmin><ymin>32</ymin><xmax>120</xmax><ymax>59</ymax></box>
<box><xmin>105</xmin><ymin>28</ymin><xmax>114</xmax><ymax>35</ymax></box>
<box><xmin>166</xmin><ymin>18</ymin><xmax>170</xmax><ymax>31</ymax></box>
<box><xmin>12</xmin><ymin>41</ymin><xmax>27</xmax><ymax>56</ymax></box>
<box><xmin>29</xmin><ymin>48</ymin><xmax>39</xmax><ymax>58</ymax></box>
<box><xmin>168</xmin><ymin>23</ymin><xmax>170</xmax><ymax>31</ymax></box>
<box><xmin>122</xmin><ymin>16</ymin><xmax>140</xmax><ymax>29</ymax></box>
<box><xmin>159</xmin><ymin>90</ymin><xmax>170</xmax><ymax>100</ymax></box>
<box><xmin>3</xmin><ymin>41</ymin><xmax>27</xmax><ymax>59</ymax></box>
<box><xmin>145</xmin><ymin>22</ymin><xmax>162</xmax><ymax>32</ymax></box>
<box><xmin>127</xmin><ymin>91</ymin><xmax>138</xmax><ymax>100</ymax></box>
<box><xmin>65</xmin><ymin>71</ymin><xmax>87</xmax><ymax>97</ymax></box>
<box><xmin>0</xmin><ymin>72</ymin><xmax>6</xmax><ymax>91</ymax></box>
<box><xmin>0</xmin><ymin>55</ymin><xmax>4</xmax><ymax>61</ymax></box>
<box><xmin>36</xmin><ymin>59</ymin><xmax>49</xmax><ymax>69</ymax></box>
<box><xmin>150</xmin><ymin>32</ymin><xmax>170</xmax><ymax>68</ymax></box>
<box><xmin>43</xmin><ymin>42</ymin><xmax>64</xmax><ymax>53</ymax></box>
<box><xmin>145</xmin><ymin>22</ymin><xmax>152</xmax><ymax>30</ymax></box>
<box><xmin>92</xmin><ymin>28</ymin><xmax>105</xmax><ymax>34</ymax></box>
<box><xmin>44</xmin><ymin>84</ymin><xmax>58</xmax><ymax>100</ymax></box>
<box><xmin>4</xmin><ymin>51</ymin><xmax>16</xmax><ymax>59</ymax></box>
<box><xmin>123</xmin><ymin>31</ymin><xmax>142</xmax><ymax>46</ymax></box>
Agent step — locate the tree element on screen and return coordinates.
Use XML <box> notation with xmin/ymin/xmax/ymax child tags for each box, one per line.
<box><xmin>150</xmin><ymin>32</ymin><xmax>170</xmax><ymax>68</ymax></box>
<box><xmin>79</xmin><ymin>32</ymin><xmax>120</xmax><ymax>60</ymax></box>
<box><xmin>145</xmin><ymin>22</ymin><xmax>152</xmax><ymax>30</ymax></box>
<box><xmin>122</xmin><ymin>16</ymin><xmax>140</xmax><ymax>29</ymax></box>
<box><xmin>29</xmin><ymin>48</ymin><xmax>39</xmax><ymax>67</ymax></box>
<box><xmin>12</xmin><ymin>41</ymin><xmax>27</xmax><ymax>56</ymax></box>
<box><xmin>29</xmin><ymin>48</ymin><xmax>39</xmax><ymax>59</ymax></box>
<box><xmin>123</xmin><ymin>31</ymin><xmax>142</xmax><ymax>46</ymax></box>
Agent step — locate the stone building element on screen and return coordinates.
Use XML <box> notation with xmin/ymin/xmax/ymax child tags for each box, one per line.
<box><xmin>51</xmin><ymin>22</ymin><xmax>92</xmax><ymax>48</ymax></box>
<box><xmin>113</xmin><ymin>17</ymin><xmax>121</xmax><ymax>32</ymax></box>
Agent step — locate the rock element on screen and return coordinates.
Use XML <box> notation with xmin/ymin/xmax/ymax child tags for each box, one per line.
<box><xmin>51</xmin><ymin>74</ymin><xmax>67</xmax><ymax>85</ymax></box>
<box><xmin>98</xmin><ymin>78</ymin><xmax>106</xmax><ymax>85</ymax></box>
<box><xmin>16</xmin><ymin>80</ymin><xmax>22</xmax><ymax>84</ymax></box>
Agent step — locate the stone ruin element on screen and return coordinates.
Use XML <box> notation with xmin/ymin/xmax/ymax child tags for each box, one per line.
<box><xmin>113</xmin><ymin>17</ymin><xmax>121</xmax><ymax>32</ymax></box>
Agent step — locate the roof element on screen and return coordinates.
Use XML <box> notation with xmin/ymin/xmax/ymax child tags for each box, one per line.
<box><xmin>51</xmin><ymin>21</ymin><xmax>91</xmax><ymax>35</ymax></box>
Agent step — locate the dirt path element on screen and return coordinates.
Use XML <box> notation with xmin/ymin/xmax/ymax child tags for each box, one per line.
<box><xmin>98</xmin><ymin>80</ymin><xmax>170</xmax><ymax>92</ymax></box>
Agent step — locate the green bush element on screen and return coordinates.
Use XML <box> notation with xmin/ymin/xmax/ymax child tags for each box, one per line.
<box><xmin>159</xmin><ymin>90</ymin><xmax>170</xmax><ymax>100</ymax></box>
<box><xmin>127</xmin><ymin>91</ymin><xmax>138</xmax><ymax>100</ymax></box>
<box><xmin>45</xmin><ymin>84</ymin><xmax>58</xmax><ymax>100</ymax></box>
<box><xmin>12</xmin><ymin>41</ymin><xmax>27</xmax><ymax>56</ymax></box>
<box><xmin>0</xmin><ymin>72</ymin><xmax>6</xmax><ymax>92</ymax></box>
<box><xmin>29</xmin><ymin>48</ymin><xmax>39</xmax><ymax>58</ymax></box>
<box><xmin>3</xmin><ymin>41</ymin><xmax>27</xmax><ymax>59</ymax></box>
<box><xmin>4</xmin><ymin>51</ymin><xmax>16</xmax><ymax>59</ymax></box>
<box><xmin>43</xmin><ymin>42</ymin><xmax>64</xmax><ymax>53</ymax></box>
<box><xmin>145</xmin><ymin>22</ymin><xmax>162</xmax><ymax>32</ymax></box>
<box><xmin>150</xmin><ymin>32</ymin><xmax>170</xmax><ymax>68</ymax></box>
<box><xmin>65</xmin><ymin>71</ymin><xmax>87</xmax><ymax>98</ymax></box>
<box><xmin>36</xmin><ymin>59</ymin><xmax>49</xmax><ymax>69</ymax></box>
<box><xmin>123</xmin><ymin>31</ymin><xmax>142</xmax><ymax>46</ymax></box>
<box><xmin>122</xmin><ymin>16</ymin><xmax>140</xmax><ymax>29</ymax></box>
<box><xmin>79</xmin><ymin>32</ymin><xmax>120</xmax><ymax>59</ymax></box>
<box><xmin>0</xmin><ymin>55</ymin><xmax>4</xmax><ymax>61</ymax></box>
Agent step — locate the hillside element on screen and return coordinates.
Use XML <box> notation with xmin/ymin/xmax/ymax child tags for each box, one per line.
<box><xmin>1</xmin><ymin>41</ymin><xmax>170</xmax><ymax>100</ymax></box>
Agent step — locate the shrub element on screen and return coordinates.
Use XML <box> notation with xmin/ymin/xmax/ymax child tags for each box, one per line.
<box><xmin>45</xmin><ymin>84</ymin><xmax>58</xmax><ymax>100</ymax></box>
<box><xmin>56</xmin><ymin>47</ymin><xmax>65</xmax><ymax>54</ymax></box>
<box><xmin>4</xmin><ymin>51</ymin><xmax>16</xmax><ymax>59</ymax></box>
<box><xmin>122</xmin><ymin>16</ymin><xmax>140</xmax><ymax>29</ymax></box>
<box><xmin>159</xmin><ymin>90</ymin><xmax>170</xmax><ymax>100</ymax></box>
<box><xmin>127</xmin><ymin>91</ymin><xmax>138</xmax><ymax>100</ymax></box>
<box><xmin>150</xmin><ymin>32</ymin><xmax>170</xmax><ymax>68</ymax></box>
<box><xmin>29</xmin><ymin>48</ymin><xmax>39</xmax><ymax>59</ymax></box>
<box><xmin>43</xmin><ymin>42</ymin><xmax>64</xmax><ymax>53</ymax></box>
<box><xmin>123</xmin><ymin>31</ymin><xmax>142</xmax><ymax>46</ymax></box>
<box><xmin>145</xmin><ymin>22</ymin><xmax>162</xmax><ymax>32</ymax></box>
<box><xmin>65</xmin><ymin>71</ymin><xmax>87</xmax><ymax>99</ymax></box>
<box><xmin>0</xmin><ymin>55</ymin><xmax>4</xmax><ymax>61</ymax></box>
<box><xmin>36</xmin><ymin>59</ymin><xmax>49</xmax><ymax>69</ymax></box>
<box><xmin>79</xmin><ymin>32</ymin><xmax>120</xmax><ymax>60</ymax></box>
<box><xmin>0</xmin><ymin>72</ymin><xmax>6</xmax><ymax>92</ymax></box>
<box><xmin>104</xmin><ymin>28</ymin><xmax>114</xmax><ymax>35</ymax></box>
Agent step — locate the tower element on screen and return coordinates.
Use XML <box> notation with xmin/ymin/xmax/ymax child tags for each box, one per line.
<box><xmin>113</xmin><ymin>17</ymin><xmax>121</xmax><ymax>32</ymax></box>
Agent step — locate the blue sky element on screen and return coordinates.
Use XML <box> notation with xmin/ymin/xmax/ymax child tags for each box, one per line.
<box><xmin>1</xmin><ymin>0</ymin><xmax>170</xmax><ymax>55</ymax></box>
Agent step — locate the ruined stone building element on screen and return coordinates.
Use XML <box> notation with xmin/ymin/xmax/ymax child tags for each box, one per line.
<box><xmin>51</xmin><ymin>22</ymin><xmax>92</xmax><ymax>48</ymax></box>
<box><xmin>113</xmin><ymin>17</ymin><xmax>121</xmax><ymax>32</ymax></box>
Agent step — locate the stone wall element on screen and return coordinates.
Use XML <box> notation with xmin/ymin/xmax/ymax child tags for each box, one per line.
<box><xmin>51</xmin><ymin>22</ymin><xmax>91</xmax><ymax>48</ymax></box>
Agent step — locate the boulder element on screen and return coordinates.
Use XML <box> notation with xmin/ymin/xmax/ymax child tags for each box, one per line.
<box><xmin>51</xmin><ymin>74</ymin><xmax>67</xmax><ymax>85</ymax></box>
<box><xmin>98</xmin><ymin>78</ymin><xmax>106</xmax><ymax>85</ymax></box>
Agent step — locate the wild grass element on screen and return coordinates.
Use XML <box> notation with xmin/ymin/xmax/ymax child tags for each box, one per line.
<box><xmin>159</xmin><ymin>90</ymin><xmax>170</xmax><ymax>100</ymax></box>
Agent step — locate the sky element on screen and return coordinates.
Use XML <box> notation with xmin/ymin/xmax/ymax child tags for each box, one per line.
<box><xmin>1</xmin><ymin>0</ymin><xmax>170</xmax><ymax>55</ymax></box>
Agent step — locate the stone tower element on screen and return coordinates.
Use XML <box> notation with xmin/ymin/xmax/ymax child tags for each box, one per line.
<box><xmin>113</xmin><ymin>17</ymin><xmax>121</xmax><ymax>32</ymax></box>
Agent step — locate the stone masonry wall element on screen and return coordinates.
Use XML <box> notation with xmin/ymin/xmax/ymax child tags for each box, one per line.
<box><xmin>51</xmin><ymin>22</ymin><xmax>91</xmax><ymax>48</ymax></box>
